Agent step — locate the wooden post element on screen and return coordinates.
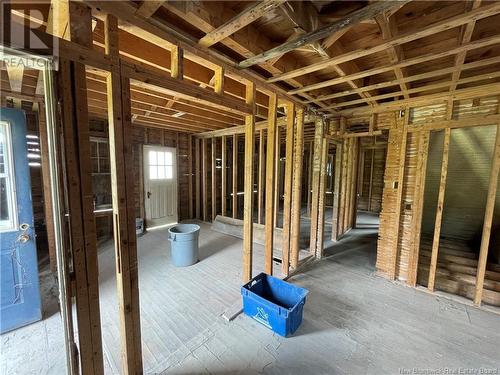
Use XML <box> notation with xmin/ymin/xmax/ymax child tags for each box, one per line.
<box><xmin>316</xmin><ymin>137</ymin><xmax>328</xmax><ymax>258</ymax></box>
<box><xmin>367</xmin><ymin>148</ymin><xmax>375</xmax><ymax>211</ymax></box>
<box><xmin>274</xmin><ymin>126</ymin><xmax>281</xmax><ymax>225</ymax></box>
<box><xmin>389</xmin><ymin>108</ymin><xmax>409</xmax><ymax>280</ymax></box>
<box><xmin>407</xmin><ymin>131</ymin><xmax>430</xmax><ymax>287</ymax></box>
<box><xmin>309</xmin><ymin>117</ymin><xmax>325</xmax><ymax>256</ymax></box>
<box><xmin>257</xmin><ymin>129</ymin><xmax>265</xmax><ymax>224</ymax></box>
<box><xmin>211</xmin><ymin>137</ymin><xmax>216</xmax><ymax>221</ymax></box>
<box><xmin>38</xmin><ymin>104</ymin><xmax>57</xmax><ymax>272</ymax></box>
<box><xmin>202</xmin><ymin>138</ymin><xmax>208</xmax><ymax>221</ymax></box>
<box><xmin>428</xmin><ymin>127</ymin><xmax>451</xmax><ymax>291</ymax></box>
<box><xmin>331</xmin><ymin>141</ymin><xmax>342</xmax><ymax>241</ymax></box>
<box><xmin>282</xmin><ymin>103</ymin><xmax>295</xmax><ymax>275</ymax></box>
<box><xmin>214</xmin><ymin>66</ymin><xmax>224</xmax><ymax>95</ymax></box>
<box><xmin>106</xmin><ymin>15</ymin><xmax>143</xmax><ymax>374</ymax></box>
<box><xmin>171</xmin><ymin>46</ymin><xmax>183</xmax><ymax>79</ymax></box>
<box><xmin>290</xmin><ymin>108</ymin><xmax>304</xmax><ymax>269</ymax></box>
<box><xmin>306</xmin><ymin>141</ymin><xmax>313</xmax><ymax>216</ymax></box>
<box><xmin>195</xmin><ymin>139</ymin><xmax>200</xmax><ymax>219</ymax></box>
<box><xmin>232</xmin><ymin>134</ymin><xmax>238</xmax><ymax>218</ymax></box>
<box><xmin>221</xmin><ymin>135</ymin><xmax>227</xmax><ymax>216</ymax></box>
<box><xmin>265</xmin><ymin>93</ymin><xmax>278</xmax><ymax>275</ymax></box>
<box><xmin>242</xmin><ymin>81</ymin><xmax>256</xmax><ymax>282</ymax></box>
<box><xmin>474</xmin><ymin>124</ymin><xmax>500</xmax><ymax>304</ymax></box>
<box><xmin>188</xmin><ymin>135</ymin><xmax>193</xmax><ymax>219</ymax></box>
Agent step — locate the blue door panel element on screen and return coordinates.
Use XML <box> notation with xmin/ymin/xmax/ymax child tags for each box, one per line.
<box><xmin>0</xmin><ymin>107</ymin><xmax>41</xmax><ymax>334</ymax></box>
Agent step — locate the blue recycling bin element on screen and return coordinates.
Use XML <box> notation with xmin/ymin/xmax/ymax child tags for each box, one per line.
<box><xmin>241</xmin><ymin>273</ymin><xmax>309</xmax><ymax>337</ymax></box>
<box><xmin>168</xmin><ymin>224</ymin><xmax>200</xmax><ymax>267</ymax></box>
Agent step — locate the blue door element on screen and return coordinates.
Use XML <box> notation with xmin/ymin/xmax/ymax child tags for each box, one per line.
<box><xmin>0</xmin><ymin>108</ymin><xmax>41</xmax><ymax>333</ymax></box>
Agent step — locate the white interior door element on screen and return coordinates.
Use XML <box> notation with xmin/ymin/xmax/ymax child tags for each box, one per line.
<box><xmin>144</xmin><ymin>146</ymin><xmax>178</xmax><ymax>228</ymax></box>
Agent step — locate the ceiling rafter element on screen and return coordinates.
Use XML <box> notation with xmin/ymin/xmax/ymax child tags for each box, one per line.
<box><xmin>449</xmin><ymin>0</ymin><xmax>482</xmax><ymax>94</ymax></box>
<box><xmin>135</xmin><ymin>1</ymin><xmax>166</xmax><ymax>19</ymax></box>
<box><xmin>239</xmin><ymin>0</ymin><xmax>411</xmax><ymax>68</ymax></box>
<box><xmin>267</xmin><ymin>2</ymin><xmax>500</xmax><ymax>83</ymax></box>
<box><xmin>198</xmin><ymin>0</ymin><xmax>286</xmax><ymax>48</ymax></box>
<box><xmin>375</xmin><ymin>12</ymin><xmax>410</xmax><ymax>100</ymax></box>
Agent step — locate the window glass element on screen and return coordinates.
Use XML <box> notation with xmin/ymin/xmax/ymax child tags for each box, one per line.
<box><xmin>166</xmin><ymin>165</ymin><xmax>173</xmax><ymax>179</ymax></box>
<box><xmin>0</xmin><ymin>122</ymin><xmax>16</xmax><ymax>231</ymax></box>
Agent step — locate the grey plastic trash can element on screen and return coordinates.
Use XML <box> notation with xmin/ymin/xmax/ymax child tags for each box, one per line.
<box><xmin>168</xmin><ymin>224</ymin><xmax>200</xmax><ymax>267</ymax></box>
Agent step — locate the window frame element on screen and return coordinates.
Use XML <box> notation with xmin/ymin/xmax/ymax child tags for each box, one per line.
<box><xmin>0</xmin><ymin>121</ymin><xmax>18</xmax><ymax>232</ymax></box>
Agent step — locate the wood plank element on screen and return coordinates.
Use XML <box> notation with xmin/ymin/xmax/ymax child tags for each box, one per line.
<box><xmin>202</xmin><ymin>138</ymin><xmax>208</xmax><ymax>221</ymax></box>
<box><xmin>281</xmin><ymin>103</ymin><xmax>295</xmax><ymax>275</ymax></box>
<box><xmin>170</xmin><ymin>46</ymin><xmax>183</xmax><ymax>80</ymax></box>
<box><xmin>239</xmin><ymin>1</ymin><xmax>409</xmax><ymax>68</ymax></box>
<box><xmin>232</xmin><ymin>134</ymin><xmax>238</xmax><ymax>218</ymax></box>
<box><xmin>274</xmin><ymin>126</ymin><xmax>281</xmax><ymax>225</ymax></box>
<box><xmin>268</xmin><ymin>2</ymin><xmax>500</xmax><ymax>82</ymax></box>
<box><xmin>474</xmin><ymin>123</ymin><xmax>500</xmax><ymax>304</ymax></box>
<box><xmin>389</xmin><ymin>109</ymin><xmax>409</xmax><ymax>279</ymax></box>
<box><xmin>195</xmin><ymin>138</ymin><xmax>200</xmax><ymax>218</ymax></box>
<box><xmin>221</xmin><ymin>135</ymin><xmax>227</xmax><ymax>216</ymax></box>
<box><xmin>242</xmin><ymin>81</ymin><xmax>256</xmax><ymax>282</ymax></box>
<box><xmin>188</xmin><ymin>134</ymin><xmax>193</xmax><ymax>218</ymax></box>
<box><xmin>428</xmin><ymin>126</ymin><xmax>452</xmax><ymax>291</ymax></box>
<box><xmin>309</xmin><ymin>117</ymin><xmax>324</xmax><ymax>256</ymax></box>
<box><xmin>106</xmin><ymin>15</ymin><xmax>143</xmax><ymax>374</ymax></box>
<box><xmin>212</xmin><ymin>137</ymin><xmax>216</xmax><ymax>221</ymax></box>
<box><xmin>257</xmin><ymin>129</ymin><xmax>264</xmax><ymax>224</ymax></box>
<box><xmin>316</xmin><ymin>137</ymin><xmax>328</xmax><ymax>258</ymax></box>
<box><xmin>331</xmin><ymin>141</ymin><xmax>342</xmax><ymax>241</ymax></box>
<box><xmin>135</xmin><ymin>0</ymin><xmax>165</xmax><ymax>18</ymax></box>
<box><xmin>265</xmin><ymin>93</ymin><xmax>278</xmax><ymax>275</ymax></box>
<box><xmin>198</xmin><ymin>0</ymin><xmax>286</xmax><ymax>48</ymax></box>
<box><xmin>290</xmin><ymin>108</ymin><xmax>304</xmax><ymax>268</ymax></box>
<box><xmin>306</xmin><ymin>141</ymin><xmax>313</xmax><ymax>217</ymax></box>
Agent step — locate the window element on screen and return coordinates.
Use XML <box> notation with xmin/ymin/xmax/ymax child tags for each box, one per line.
<box><xmin>90</xmin><ymin>137</ymin><xmax>110</xmax><ymax>174</ymax></box>
<box><xmin>0</xmin><ymin>121</ymin><xmax>17</xmax><ymax>232</ymax></box>
<box><xmin>148</xmin><ymin>150</ymin><xmax>173</xmax><ymax>180</ymax></box>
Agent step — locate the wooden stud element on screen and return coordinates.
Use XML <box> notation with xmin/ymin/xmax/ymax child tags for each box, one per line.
<box><xmin>195</xmin><ymin>139</ymin><xmax>201</xmax><ymax>219</ymax></box>
<box><xmin>389</xmin><ymin>108</ymin><xmax>409</xmax><ymax>280</ymax></box>
<box><xmin>331</xmin><ymin>141</ymin><xmax>342</xmax><ymax>241</ymax></box>
<box><xmin>407</xmin><ymin>131</ymin><xmax>430</xmax><ymax>287</ymax></box>
<box><xmin>316</xmin><ymin>137</ymin><xmax>328</xmax><ymax>258</ymax></box>
<box><xmin>282</xmin><ymin>103</ymin><xmax>296</xmax><ymax>275</ymax></box>
<box><xmin>202</xmin><ymin>138</ymin><xmax>208</xmax><ymax>221</ymax></box>
<box><xmin>214</xmin><ymin>66</ymin><xmax>224</xmax><ymax>95</ymax></box>
<box><xmin>212</xmin><ymin>137</ymin><xmax>216</xmax><ymax>221</ymax></box>
<box><xmin>309</xmin><ymin>117</ymin><xmax>325</xmax><ymax>256</ymax></box>
<box><xmin>257</xmin><ymin>129</ymin><xmax>265</xmax><ymax>224</ymax></box>
<box><xmin>290</xmin><ymin>108</ymin><xmax>304</xmax><ymax>268</ymax></box>
<box><xmin>265</xmin><ymin>93</ymin><xmax>278</xmax><ymax>275</ymax></box>
<box><xmin>428</xmin><ymin>127</ymin><xmax>452</xmax><ymax>291</ymax></box>
<box><xmin>242</xmin><ymin>81</ymin><xmax>256</xmax><ymax>282</ymax></box>
<box><xmin>274</xmin><ymin>126</ymin><xmax>281</xmax><ymax>225</ymax></box>
<box><xmin>232</xmin><ymin>134</ymin><xmax>238</xmax><ymax>218</ymax></box>
<box><xmin>188</xmin><ymin>134</ymin><xmax>193</xmax><ymax>218</ymax></box>
<box><xmin>221</xmin><ymin>135</ymin><xmax>227</xmax><ymax>216</ymax></box>
<box><xmin>306</xmin><ymin>141</ymin><xmax>313</xmax><ymax>217</ymax></box>
<box><xmin>474</xmin><ymin>124</ymin><xmax>500</xmax><ymax>304</ymax></box>
<box><xmin>171</xmin><ymin>46</ymin><xmax>183</xmax><ymax>79</ymax></box>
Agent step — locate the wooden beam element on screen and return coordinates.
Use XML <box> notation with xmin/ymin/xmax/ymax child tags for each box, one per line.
<box><xmin>135</xmin><ymin>0</ymin><xmax>165</xmax><ymax>18</ymax></box>
<box><xmin>309</xmin><ymin>117</ymin><xmax>324</xmax><ymax>256</ymax></box>
<box><xmin>221</xmin><ymin>135</ymin><xmax>227</xmax><ymax>216</ymax></box>
<box><xmin>202</xmin><ymin>138</ymin><xmax>208</xmax><ymax>221</ymax></box>
<box><xmin>290</xmin><ymin>108</ymin><xmax>304</xmax><ymax>268</ymax></box>
<box><xmin>214</xmin><ymin>66</ymin><xmax>224</xmax><ymax>95</ymax></box>
<box><xmin>188</xmin><ymin>134</ymin><xmax>193</xmax><ymax>218</ymax></box>
<box><xmin>282</xmin><ymin>103</ymin><xmax>296</xmax><ymax>276</ymax></box>
<box><xmin>239</xmin><ymin>1</ymin><xmax>409</xmax><ymax>68</ymax></box>
<box><xmin>257</xmin><ymin>129</ymin><xmax>265</xmax><ymax>224</ymax></box>
<box><xmin>292</xmin><ymin>35</ymin><xmax>500</xmax><ymax>95</ymax></box>
<box><xmin>122</xmin><ymin>62</ymin><xmax>251</xmax><ymax>116</ymax></box>
<box><xmin>106</xmin><ymin>15</ymin><xmax>143</xmax><ymax>374</ymax></box>
<box><xmin>232</xmin><ymin>134</ymin><xmax>238</xmax><ymax>218</ymax></box>
<box><xmin>331</xmin><ymin>141</ymin><xmax>342</xmax><ymax>241</ymax></box>
<box><xmin>316</xmin><ymin>137</ymin><xmax>328</xmax><ymax>257</ymax></box>
<box><xmin>449</xmin><ymin>0</ymin><xmax>482</xmax><ymax>93</ymax></box>
<box><xmin>389</xmin><ymin>109</ymin><xmax>409</xmax><ymax>279</ymax></box>
<box><xmin>274</xmin><ymin>126</ymin><xmax>281</xmax><ymax>225</ymax></box>
<box><xmin>242</xmin><ymin>81</ymin><xmax>256</xmax><ymax>282</ymax></box>
<box><xmin>474</xmin><ymin>123</ymin><xmax>500</xmax><ymax>304</ymax></box>
<box><xmin>211</xmin><ymin>137</ymin><xmax>216</xmax><ymax>221</ymax></box>
<box><xmin>306</xmin><ymin>141</ymin><xmax>313</xmax><ymax>216</ymax></box>
<box><xmin>265</xmin><ymin>93</ymin><xmax>278</xmax><ymax>275</ymax></box>
<box><xmin>268</xmin><ymin>3</ymin><xmax>500</xmax><ymax>82</ymax></box>
<box><xmin>198</xmin><ymin>0</ymin><xmax>286</xmax><ymax>48</ymax></box>
<box><xmin>195</xmin><ymin>139</ymin><xmax>200</xmax><ymax>218</ymax></box>
<box><xmin>170</xmin><ymin>46</ymin><xmax>183</xmax><ymax>79</ymax></box>
<box><xmin>428</xmin><ymin>126</ymin><xmax>452</xmax><ymax>291</ymax></box>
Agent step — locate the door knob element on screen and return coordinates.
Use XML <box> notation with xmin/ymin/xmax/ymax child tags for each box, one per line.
<box><xmin>18</xmin><ymin>233</ymin><xmax>30</xmax><ymax>243</ymax></box>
